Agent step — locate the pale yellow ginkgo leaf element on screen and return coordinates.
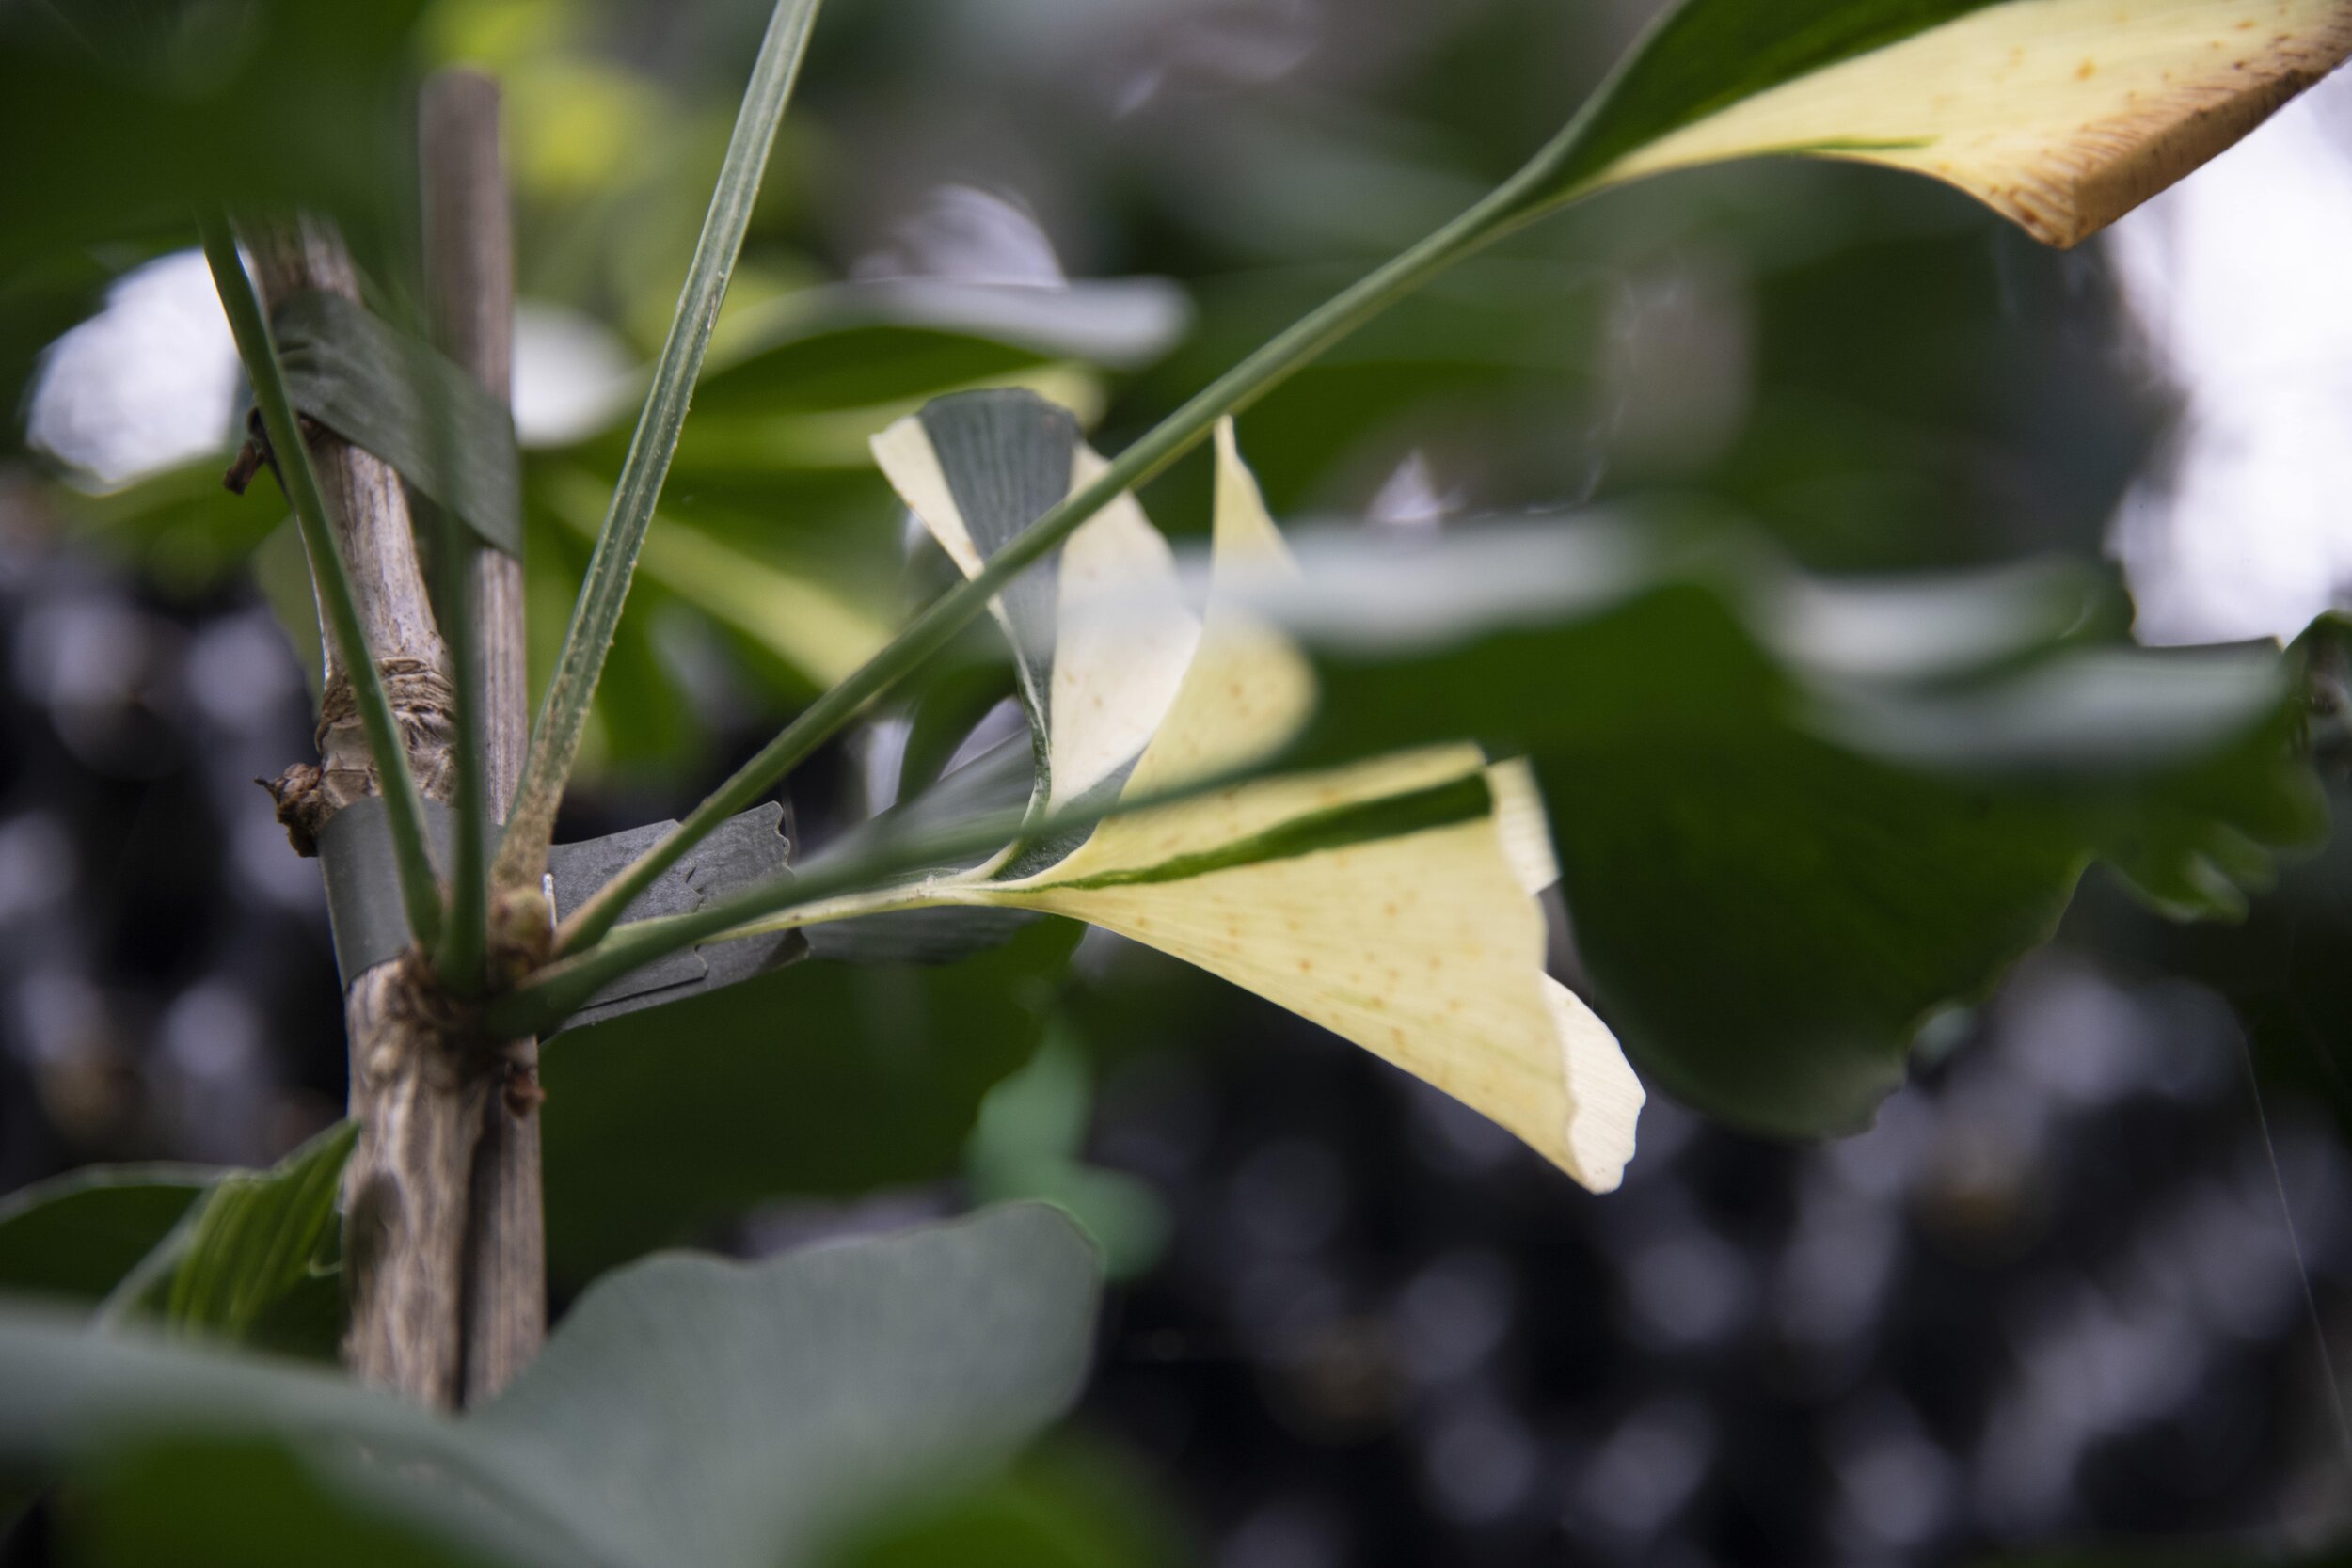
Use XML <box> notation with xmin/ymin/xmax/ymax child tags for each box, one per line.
<box><xmin>1039</xmin><ymin>420</ymin><xmax>1318</xmax><ymax>875</ymax></box>
<box><xmin>1547</xmin><ymin>975</ymin><xmax>1646</xmax><ymax>1188</ymax></box>
<box><xmin>1569</xmin><ymin>0</ymin><xmax>2352</xmax><ymax>247</ymax></box>
<box><xmin>964</xmin><ymin>756</ymin><xmax>1644</xmax><ymax>1191</ymax></box>
<box><xmin>839</xmin><ymin>401</ymin><xmax>1643</xmax><ymax>1190</ymax></box>
<box><xmin>1049</xmin><ymin>444</ymin><xmax>1200</xmax><ymax>807</ymax></box>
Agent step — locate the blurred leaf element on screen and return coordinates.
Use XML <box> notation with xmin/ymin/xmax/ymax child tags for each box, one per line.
<box><xmin>541</xmin><ymin>919</ymin><xmax>1082</xmax><ymax>1284</ymax></box>
<box><xmin>253</xmin><ymin>516</ymin><xmax>326</xmax><ymax>701</ymax></box>
<box><xmin>1534</xmin><ymin>0</ymin><xmax>2352</xmax><ymax>246</ymax></box>
<box><xmin>2120</xmin><ymin>777</ymin><xmax>2352</xmax><ymax>1147</ymax></box>
<box><xmin>76</xmin><ymin>1433</ymin><xmax>515</xmax><ymax>1568</ymax></box>
<box><xmin>163</xmin><ymin>1121</ymin><xmax>354</xmax><ymax>1348</ymax></box>
<box><xmin>1248</xmin><ymin>520</ymin><xmax>2328</xmax><ymax>1134</ymax></box>
<box><xmin>701</xmin><ymin>317</ymin><xmax>1036</xmax><ymax>412</ymax></box>
<box><xmin>0</xmin><ymin>0</ymin><xmax>428</xmax><ymax>278</ymax></box>
<box><xmin>1540</xmin><ymin>721</ymin><xmax>2090</xmax><ymax>1131</ymax></box>
<box><xmin>0</xmin><ymin>249</ymin><xmax>131</xmax><ymax>463</ymax></box>
<box><xmin>539</xmin><ymin>467</ymin><xmax>891</xmax><ymax>692</ymax></box>
<box><xmin>52</xmin><ymin>460</ymin><xmax>282</xmax><ymax>594</ymax></box>
<box><xmin>967</xmin><ymin>1029</ymin><xmax>1168</xmax><ymax>1280</ymax></box>
<box><xmin>698</xmin><ymin>278</ymin><xmax>1193</xmax><ymax>412</ymax></box>
<box><xmin>234</xmin><ymin>1271</ymin><xmax>344</xmax><ymax>1366</ymax></box>
<box><xmin>2</xmin><ymin>1205</ymin><xmax>1103</xmax><ymax>1568</ymax></box>
<box><xmin>465</xmin><ymin>1206</ymin><xmax>1100</xmax><ymax>1568</ymax></box>
<box><xmin>666</xmin><ymin>363</ymin><xmax>1108</xmax><ymax>475</ymax></box>
<box><xmin>0</xmin><ymin>1165</ymin><xmax>213</xmax><ymax>1305</ymax></box>
<box><xmin>821</xmin><ymin>1437</ymin><xmax>1189</xmax><ymax>1568</ymax></box>
<box><xmin>1128</xmin><ymin>256</ymin><xmax>1606</xmax><ymax>520</ymax></box>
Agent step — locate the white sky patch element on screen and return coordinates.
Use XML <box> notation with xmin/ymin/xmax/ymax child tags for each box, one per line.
<box><xmin>2106</xmin><ymin>70</ymin><xmax>2352</xmax><ymax>646</ymax></box>
<box><xmin>24</xmin><ymin>249</ymin><xmax>644</xmax><ymax>473</ymax></box>
<box><xmin>512</xmin><ymin>300</ymin><xmax>639</xmax><ymax>448</ymax></box>
<box><xmin>26</xmin><ymin>249</ymin><xmax>242</xmax><ymax>491</ymax></box>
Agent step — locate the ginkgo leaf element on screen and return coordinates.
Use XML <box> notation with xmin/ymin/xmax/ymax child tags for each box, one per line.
<box><xmin>0</xmin><ymin>1204</ymin><xmax>1100</xmax><ymax>1568</ymax></box>
<box><xmin>1531</xmin><ymin>0</ymin><xmax>2352</xmax><ymax>246</ymax></box>
<box><xmin>977</xmin><ymin>754</ymin><xmax>1643</xmax><ymax>1191</ymax></box>
<box><xmin>862</xmin><ymin>399</ymin><xmax>1642</xmax><ymax>1191</ymax></box>
<box><xmin>872</xmin><ymin>392</ymin><xmax>1200</xmax><ymax>821</ymax></box>
<box><xmin>161</xmin><ymin>1121</ymin><xmax>355</xmax><ymax>1348</ymax></box>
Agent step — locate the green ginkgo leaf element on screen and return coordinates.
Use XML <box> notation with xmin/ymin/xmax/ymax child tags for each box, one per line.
<box><xmin>0</xmin><ymin>1131</ymin><xmax>353</xmax><ymax>1361</ymax></box>
<box><xmin>161</xmin><ymin>1121</ymin><xmax>356</xmax><ymax>1348</ymax></box>
<box><xmin>0</xmin><ymin>1164</ymin><xmax>215</xmax><ymax>1306</ymax></box>
<box><xmin>1529</xmin><ymin>0</ymin><xmax>2352</xmax><ymax>246</ymax></box>
<box><xmin>0</xmin><ymin>1204</ymin><xmax>1101</xmax><ymax>1568</ymax></box>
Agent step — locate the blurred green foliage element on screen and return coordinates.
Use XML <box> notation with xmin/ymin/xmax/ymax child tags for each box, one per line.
<box><xmin>823</xmin><ymin>1436</ymin><xmax>1192</xmax><ymax>1568</ymax></box>
<box><xmin>1</xmin><ymin>1205</ymin><xmax>1102</xmax><ymax>1568</ymax></box>
<box><xmin>0</xmin><ymin>1167</ymin><xmax>211</xmax><ymax>1305</ymax></box>
<box><xmin>542</xmin><ymin>919</ymin><xmax>1081</xmax><ymax>1282</ymax></box>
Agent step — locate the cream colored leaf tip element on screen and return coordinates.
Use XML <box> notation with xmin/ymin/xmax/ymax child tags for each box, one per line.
<box><xmin>1596</xmin><ymin>0</ymin><xmax>2352</xmax><ymax>246</ymax></box>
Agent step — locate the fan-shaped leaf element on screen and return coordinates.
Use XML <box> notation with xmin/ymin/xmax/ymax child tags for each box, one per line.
<box><xmin>0</xmin><ymin>1205</ymin><xmax>1101</xmax><ymax>1568</ymax></box>
<box><xmin>858</xmin><ymin>396</ymin><xmax>1644</xmax><ymax>1190</ymax></box>
<box><xmin>1532</xmin><ymin>0</ymin><xmax>2352</xmax><ymax>246</ymax></box>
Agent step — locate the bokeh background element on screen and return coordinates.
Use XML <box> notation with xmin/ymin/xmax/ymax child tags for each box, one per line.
<box><xmin>5</xmin><ymin>1</ymin><xmax>2352</xmax><ymax>1563</ymax></box>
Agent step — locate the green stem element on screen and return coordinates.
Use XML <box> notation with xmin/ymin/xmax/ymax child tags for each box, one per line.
<box><xmin>499</xmin><ymin>746</ymin><xmax>1249</xmax><ymax>1034</ymax></box>
<box><xmin>501</xmin><ymin>724</ymin><xmax>1486</xmax><ymax>1036</ymax></box>
<box><xmin>552</xmin><ymin>164</ymin><xmax>1554</xmax><ymax>956</ymax></box>
<box><xmin>492</xmin><ymin>795</ymin><xmax>1041</xmax><ymax>1037</ymax></box>
<box><xmin>495</xmin><ymin>0</ymin><xmax>826</xmax><ymax>890</ymax></box>
<box><xmin>202</xmin><ymin>220</ymin><xmax>446</xmax><ymax>952</ymax></box>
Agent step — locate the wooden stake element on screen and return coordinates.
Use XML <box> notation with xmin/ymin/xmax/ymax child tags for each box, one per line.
<box><xmin>421</xmin><ymin>67</ymin><xmax>546</xmax><ymax>1404</ymax></box>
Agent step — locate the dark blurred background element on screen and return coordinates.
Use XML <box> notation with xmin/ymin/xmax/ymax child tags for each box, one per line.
<box><xmin>5</xmin><ymin>1</ymin><xmax>2351</xmax><ymax>1563</ymax></box>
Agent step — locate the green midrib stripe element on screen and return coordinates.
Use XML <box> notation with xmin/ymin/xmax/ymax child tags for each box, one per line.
<box><xmin>1034</xmin><ymin>771</ymin><xmax>1496</xmax><ymax>893</ymax></box>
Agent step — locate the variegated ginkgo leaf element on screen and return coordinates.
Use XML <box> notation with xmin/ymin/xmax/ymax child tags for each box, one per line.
<box><xmin>825</xmin><ymin>395</ymin><xmax>1642</xmax><ymax>1191</ymax></box>
<box><xmin>869</xmin><ymin>394</ymin><xmax>1201</xmax><ymax>818</ymax></box>
<box><xmin>1534</xmin><ymin>0</ymin><xmax>2352</xmax><ymax>247</ymax></box>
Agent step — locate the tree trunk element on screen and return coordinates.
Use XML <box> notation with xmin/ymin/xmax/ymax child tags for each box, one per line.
<box><xmin>421</xmin><ymin>68</ymin><xmax>547</xmax><ymax>1405</ymax></box>
<box><xmin>246</xmin><ymin>216</ymin><xmax>483</xmax><ymax>1406</ymax></box>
